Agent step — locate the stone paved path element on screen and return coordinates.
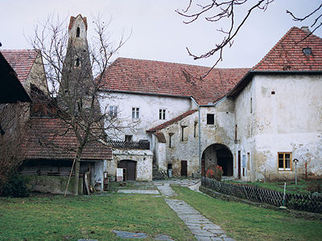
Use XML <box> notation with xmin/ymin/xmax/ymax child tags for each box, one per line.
<box><xmin>155</xmin><ymin>180</ymin><xmax>235</xmax><ymax>241</ymax></box>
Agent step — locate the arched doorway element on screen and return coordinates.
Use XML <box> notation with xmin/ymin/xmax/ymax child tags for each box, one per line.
<box><xmin>202</xmin><ymin>144</ymin><xmax>233</xmax><ymax>176</ymax></box>
<box><xmin>118</xmin><ymin>160</ymin><xmax>137</xmax><ymax>181</ymax></box>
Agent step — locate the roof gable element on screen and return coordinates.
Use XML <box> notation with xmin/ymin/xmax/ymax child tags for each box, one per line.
<box><xmin>1</xmin><ymin>49</ymin><xmax>39</xmax><ymax>83</ymax></box>
<box><xmin>100</xmin><ymin>58</ymin><xmax>249</xmax><ymax>105</ymax></box>
<box><xmin>253</xmin><ymin>27</ymin><xmax>322</xmax><ymax>71</ymax></box>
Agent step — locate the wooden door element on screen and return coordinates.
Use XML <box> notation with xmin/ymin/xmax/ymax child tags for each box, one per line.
<box><xmin>181</xmin><ymin>160</ymin><xmax>187</xmax><ymax>176</ymax></box>
<box><xmin>118</xmin><ymin>160</ymin><xmax>136</xmax><ymax>181</ymax></box>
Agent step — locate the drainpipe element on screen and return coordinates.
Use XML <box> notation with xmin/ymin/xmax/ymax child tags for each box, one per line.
<box><xmin>191</xmin><ymin>97</ymin><xmax>201</xmax><ymax>176</ymax></box>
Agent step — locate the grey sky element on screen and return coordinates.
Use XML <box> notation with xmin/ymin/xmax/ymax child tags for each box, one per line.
<box><xmin>1</xmin><ymin>0</ymin><xmax>321</xmax><ymax>68</ymax></box>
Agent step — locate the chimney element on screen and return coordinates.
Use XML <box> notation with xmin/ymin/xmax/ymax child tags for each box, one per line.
<box><xmin>301</xmin><ymin>26</ymin><xmax>311</xmax><ymax>33</ymax></box>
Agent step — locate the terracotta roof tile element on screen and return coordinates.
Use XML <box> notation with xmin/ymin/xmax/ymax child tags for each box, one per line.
<box><xmin>100</xmin><ymin>58</ymin><xmax>249</xmax><ymax>105</ymax></box>
<box><xmin>253</xmin><ymin>27</ymin><xmax>322</xmax><ymax>71</ymax></box>
<box><xmin>22</xmin><ymin>118</ymin><xmax>112</xmax><ymax>160</ymax></box>
<box><xmin>1</xmin><ymin>49</ymin><xmax>38</xmax><ymax>83</ymax></box>
<box><xmin>147</xmin><ymin>109</ymin><xmax>197</xmax><ymax>132</ymax></box>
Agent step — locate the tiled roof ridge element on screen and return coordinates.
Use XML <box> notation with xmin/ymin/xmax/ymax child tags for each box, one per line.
<box><xmin>1</xmin><ymin>49</ymin><xmax>39</xmax><ymax>83</ymax></box>
<box><xmin>253</xmin><ymin>26</ymin><xmax>322</xmax><ymax>71</ymax></box>
<box><xmin>147</xmin><ymin>109</ymin><xmax>197</xmax><ymax>132</ymax></box>
<box><xmin>115</xmin><ymin>57</ymin><xmax>249</xmax><ymax>70</ymax></box>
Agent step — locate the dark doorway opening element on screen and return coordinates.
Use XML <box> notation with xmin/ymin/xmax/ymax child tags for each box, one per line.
<box><xmin>181</xmin><ymin>160</ymin><xmax>187</xmax><ymax>176</ymax></box>
<box><xmin>118</xmin><ymin>160</ymin><xmax>136</xmax><ymax>181</ymax></box>
<box><xmin>202</xmin><ymin>144</ymin><xmax>233</xmax><ymax>176</ymax></box>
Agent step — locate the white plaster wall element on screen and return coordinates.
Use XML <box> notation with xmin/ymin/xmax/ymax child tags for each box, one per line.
<box><xmin>99</xmin><ymin>92</ymin><xmax>192</xmax><ymax>142</ymax></box>
<box><xmin>234</xmin><ymin>81</ymin><xmax>256</xmax><ymax>181</ymax></box>
<box><xmin>110</xmin><ymin>149</ymin><xmax>153</xmax><ymax>181</ymax></box>
<box><xmin>235</xmin><ymin>74</ymin><xmax>322</xmax><ymax>180</ymax></box>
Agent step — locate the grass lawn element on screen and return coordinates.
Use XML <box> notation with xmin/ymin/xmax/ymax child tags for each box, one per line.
<box><xmin>172</xmin><ymin>185</ymin><xmax>322</xmax><ymax>241</ymax></box>
<box><xmin>0</xmin><ymin>194</ymin><xmax>195</xmax><ymax>241</ymax></box>
<box><xmin>225</xmin><ymin>179</ymin><xmax>321</xmax><ymax>194</ymax></box>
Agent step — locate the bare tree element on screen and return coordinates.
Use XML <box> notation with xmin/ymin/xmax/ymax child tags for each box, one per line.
<box><xmin>177</xmin><ymin>1</ymin><xmax>321</xmax><ymax>74</ymax></box>
<box><xmin>30</xmin><ymin>15</ymin><xmax>128</xmax><ymax>195</ymax></box>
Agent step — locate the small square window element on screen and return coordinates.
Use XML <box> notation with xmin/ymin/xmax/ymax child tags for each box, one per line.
<box><xmin>109</xmin><ymin>106</ymin><xmax>117</xmax><ymax>118</ymax></box>
<box><xmin>159</xmin><ymin>109</ymin><xmax>166</xmax><ymax>120</ymax></box>
<box><xmin>278</xmin><ymin>152</ymin><xmax>292</xmax><ymax>171</ymax></box>
<box><xmin>207</xmin><ymin>114</ymin><xmax>214</xmax><ymax>125</ymax></box>
<box><xmin>132</xmin><ymin>107</ymin><xmax>139</xmax><ymax>119</ymax></box>
<box><xmin>125</xmin><ymin>135</ymin><xmax>133</xmax><ymax>142</ymax></box>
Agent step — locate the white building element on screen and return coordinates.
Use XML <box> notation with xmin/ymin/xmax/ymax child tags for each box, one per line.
<box><xmin>100</xmin><ymin>26</ymin><xmax>322</xmax><ymax>181</ymax></box>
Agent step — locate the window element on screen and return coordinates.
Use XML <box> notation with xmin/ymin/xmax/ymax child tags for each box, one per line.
<box><xmin>278</xmin><ymin>152</ymin><xmax>292</xmax><ymax>170</ymax></box>
<box><xmin>181</xmin><ymin>126</ymin><xmax>187</xmax><ymax>142</ymax></box>
<box><xmin>159</xmin><ymin>109</ymin><xmax>166</xmax><ymax>120</ymax></box>
<box><xmin>234</xmin><ymin>124</ymin><xmax>238</xmax><ymax>142</ymax></box>
<box><xmin>169</xmin><ymin>133</ymin><xmax>174</xmax><ymax>148</ymax></box>
<box><xmin>207</xmin><ymin>114</ymin><xmax>214</xmax><ymax>125</ymax></box>
<box><xmin>132</xmin><ymin>107</ymin><xmax>139</xmax><ymax>119</ymax></box>
<box><xmin>109</xmin><ymin>106</ymin><xmax>117</xmax><ymax>118</ymax></box>
<box><xmin>194</xmin><ymin>121</ymin><xmax>198</xmax><ymax>138</ymax></box>
<box><xmin>125</xmin><ymin>135</ymin><xmax>133</xmax><ymax>142</ymax></box>
<box><xmin>76</xmin><ymin>27</ymin><xmax>80</xmax><ymax>37</ymax></box>
<box><xmin>250</xmin><ymin>97</ymin><xmax>253</xmax><ymax>113</ymax></box>
<box><xmin>75</xmin><ymin>58</ymin><xmax>80</xmax><ymax>67</ymax></box>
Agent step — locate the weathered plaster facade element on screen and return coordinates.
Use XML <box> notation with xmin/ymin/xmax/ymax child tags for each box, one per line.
<box><xmin>233</xmin><ymin>74</ymin><xmax>322</xmax><ymax>181</ymax></box>
<box><xmin>111</xmin><ymin>149</ymin><xmax>153</xmax><ymax>181</ymax></box>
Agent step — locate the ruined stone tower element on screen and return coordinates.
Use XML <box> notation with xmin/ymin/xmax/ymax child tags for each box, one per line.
<box><xmin>59</xmin><ymin>14</ymin><xmax>93</xmax><ymax>112</ymax></box>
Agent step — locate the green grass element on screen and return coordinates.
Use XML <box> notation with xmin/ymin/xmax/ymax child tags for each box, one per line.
<box><xmin>225</xmin><ymin>179</ymin><xmax>321</xmax><ymax>194</ymax></box>
<box><xmin>172</xmin><ymin>185</ymin><xmax>322</xmax><ymax>241</ymax></box>
<box><xmin>0</xmin><ymin>194</ymin><xmax>195</xmax><ymax>241</ymax></box>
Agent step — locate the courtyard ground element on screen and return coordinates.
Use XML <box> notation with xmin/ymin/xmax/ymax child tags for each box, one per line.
<box><xmin>0</xmin><ymin>179</ymin><xmax>321</xmax><ymax>240</ymax></box>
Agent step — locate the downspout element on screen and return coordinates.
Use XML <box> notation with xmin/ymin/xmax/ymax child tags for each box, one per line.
<box><xmin>191</xmin><ymin>97</ymin><xmax>201</xmax><ymax>176</ymax></box>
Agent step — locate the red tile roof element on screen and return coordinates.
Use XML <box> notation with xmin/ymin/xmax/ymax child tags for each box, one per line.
<box><xmin>253</xmin><ymin>27</ymin><xmax>322</xmax><ymax>71</ymax></box>
<box><xmin>22</xmin><ymin>118</ymin><xmax>112</xmax><ymax>160</ymax></box>
<box><xmin>1</xmin><ymin>49</ymin><xmax>38</xmax><ymax>83</ymax></box>
<box><xmin>100</xmin><ymin>58</ymin><xmax>249</xmax><ymax>105</ymax></box>
<box><xmin>147</xmin><ymin>110</ymin><xmax>197</xmax><ymax>133</ymax></box>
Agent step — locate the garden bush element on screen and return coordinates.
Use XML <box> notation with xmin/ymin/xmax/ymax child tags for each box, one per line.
<box><xmin>0</xmin><ymin>174</ymin><xmax>29</xmax><ymax>197</ymax></box>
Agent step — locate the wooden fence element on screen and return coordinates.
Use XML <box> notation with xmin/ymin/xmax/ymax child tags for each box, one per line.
<box><xmin>201</xmin><ymin>177</ymin><xmax>322</xmax><ymax>213</ymax></box>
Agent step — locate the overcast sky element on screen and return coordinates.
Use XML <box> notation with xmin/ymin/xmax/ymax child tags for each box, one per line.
<box><xmin>1</xmin><ymin>0</ymin><xmax>321</xmax><ymax>68</ymax></box>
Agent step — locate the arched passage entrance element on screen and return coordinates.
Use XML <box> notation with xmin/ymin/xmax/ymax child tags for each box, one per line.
<box><xmin>118</xmin><ymin>160</ymin><xmax>137</xmax><ymax>181</ymax></box>
<box><xmin>202</xmin><ymin>144</ymin><xmax>233</xmax><ymax>177</ymax></box>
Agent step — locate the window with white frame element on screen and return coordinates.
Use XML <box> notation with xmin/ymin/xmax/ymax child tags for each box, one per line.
<box><xmin>159</xmin><ymin>109</ymin><xmax>166</xmax><ymax>120</ymax></box>
<box><xmin>109</xmin><ymin>105</ymin><xmax>117</xmax><ymax>118</ymax></box>
<box><xmin>278</xmin><ymin>152</ymin><xmax>292</xmax><ymax>170</ymax></box>
<box><xmin>132</xmin><ymin>107</ymin><xmax>139</xmax><ymax>119</ymax></box>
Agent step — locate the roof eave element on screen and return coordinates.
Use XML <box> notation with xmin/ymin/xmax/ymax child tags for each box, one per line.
<box><xmin>227</xmin><ymin>70</ymin><xmax>322</xmax><ymax>99</ymax></box>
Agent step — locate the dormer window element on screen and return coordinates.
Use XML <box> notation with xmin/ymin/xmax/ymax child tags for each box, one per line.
<box><xmin>76</xmin><ymin>27</ymin><xmax>80</xmax><ymax>38</ymax></box>
<box><xmin>302</xmin><ymin>47</ymin><xmax>312</xmax><ymax>56</ymax></box>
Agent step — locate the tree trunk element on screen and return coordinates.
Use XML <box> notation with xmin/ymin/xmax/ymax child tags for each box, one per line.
<box><xmin>74</xmin><ymin>159</ymin><xmax>80</xmax><ymax>195</ymax></box>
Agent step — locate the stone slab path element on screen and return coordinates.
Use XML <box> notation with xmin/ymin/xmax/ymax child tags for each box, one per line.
<box><xmin>156</xmin><ymin>181</ymin><xmax>235</xmax><ymax>241</ymax></box>
<box><xmin>118</xmin><ymin>189</ymin><xmax>160</xmax><ymax>195</ymax></box>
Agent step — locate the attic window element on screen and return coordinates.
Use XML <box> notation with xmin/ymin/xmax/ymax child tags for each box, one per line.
<box><xmin>76</xmin><ymin>27</ymin><xmax>80</xmax><ymax>37</ymax></box>
<box><xmin>302</xmin><ymin>47</ymin><xmax>312</xmax><ymax>56</ymax></box>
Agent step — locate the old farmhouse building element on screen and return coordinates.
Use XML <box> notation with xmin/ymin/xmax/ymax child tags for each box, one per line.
<box><xmin>1</xmin><ymin>14</ymin><xmax>321</xmax><ymax>194</ymax></box>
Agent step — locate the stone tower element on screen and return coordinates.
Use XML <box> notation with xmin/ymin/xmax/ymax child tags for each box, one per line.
<box><xmin>59</xmin><ymin>14</ymin><xmax>93</xmax><ymax>112</ymax></box>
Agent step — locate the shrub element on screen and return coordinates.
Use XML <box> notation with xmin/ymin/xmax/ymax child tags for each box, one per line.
<box><xmin>206</xmin><ymin>165</ymin><xmax>223</xmax><ymax>181</ymax></box>
<box><xmin>0</xmin><ymin>174</ymin><xmax>29</xmax><ymax>197</ymax></box>
<box><xmin>307</xmin><ymin>181</ymin><xmax>321</xmax><ymax>193</ymax></box>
